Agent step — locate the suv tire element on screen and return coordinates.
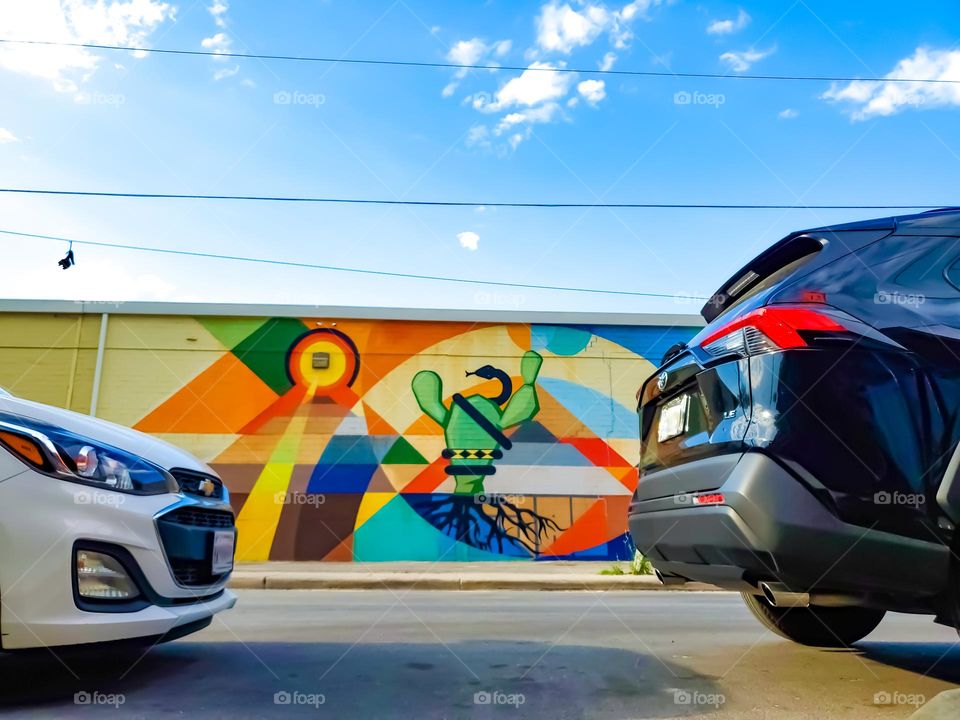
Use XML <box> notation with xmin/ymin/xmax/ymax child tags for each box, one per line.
<box><xmin>741</xmin><ymin>592</ymin><xmax>885</xmax><ymax>647</ymax></box>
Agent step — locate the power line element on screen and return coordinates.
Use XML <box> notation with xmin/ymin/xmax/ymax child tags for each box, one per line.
<box><xmin>1</xmin><ymin>38</ymin><xmax>956</xmax><ymax>85</ymax></box>
<box><xmin>0</xmin><ymin>188</ymin><xmax>947</xmax><ymax>210</ymax></box>
<box><xmin>0</xmin><ymin>228</ymin><xmax>709</xmax><ymax>301</ymax></box>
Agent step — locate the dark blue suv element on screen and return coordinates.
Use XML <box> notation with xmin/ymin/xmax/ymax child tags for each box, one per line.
<box><xmin>629</xmin><ymin>208</ymin><xmax>960</xmax><ymax>646</ymax></box>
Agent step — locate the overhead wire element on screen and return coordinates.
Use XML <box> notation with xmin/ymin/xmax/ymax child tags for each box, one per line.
<box><xmin>0</xmin><ymin>228</ymin><xmax>711</xmax><ymax>301</ymax></box>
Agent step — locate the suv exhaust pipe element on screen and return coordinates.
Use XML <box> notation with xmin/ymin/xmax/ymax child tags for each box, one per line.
<box><xmin>760</xmin><ymin>582</ymin><xmax>810</xmax><ymax>608</ymax></box>
<box><xmin>655</xmin><ymin>569</ymin><xmax>687</xmax><ymax>586</ymax></box>
<box><xmin>759</xmin><ymin>582</ymin><xmax>865</xmax><ymax>609</ymax></box>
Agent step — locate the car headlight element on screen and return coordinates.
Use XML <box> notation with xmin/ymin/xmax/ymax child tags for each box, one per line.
<box><xmin>0</xmin><ymin>413</ymin><xmax>177</xmax><ymax>495</ymax></box>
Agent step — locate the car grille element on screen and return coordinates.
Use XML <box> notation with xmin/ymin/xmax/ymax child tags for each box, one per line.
<box><xmin>157</xmin><ymin>506</ymin><xmax>236</xmax><ymax>587</ymax></box>
<box><xmin>170</xmin><ymin>468</ymin><xmax>225</xmax><ymax>500</ymax></box>
<box><xmin>162</xmin><ymin>506</ymin><xmax>235</xmax><ymax>528</ymax></box>
<box><xmin>167</xmin><ymin>560</ymin><xmax>221</xmax><ymax>587</ymax></box>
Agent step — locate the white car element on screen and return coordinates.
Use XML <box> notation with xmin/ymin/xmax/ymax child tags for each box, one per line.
<box><xmin>0</xmin><ymin>389</ymin><xmax>236</xmax><ymax>649</ymax></box>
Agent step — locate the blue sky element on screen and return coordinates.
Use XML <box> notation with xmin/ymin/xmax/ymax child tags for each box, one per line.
<box><xmin>1</xmin><ymin>0</ymin><xmax>959</xmax><ymax>315</ymax></box>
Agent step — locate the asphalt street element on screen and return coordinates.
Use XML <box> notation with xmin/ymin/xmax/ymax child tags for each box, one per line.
<box><xmin>2</xmin><ymin>590</ymin><xmax>959</xmax><ymax>719</ymax></box>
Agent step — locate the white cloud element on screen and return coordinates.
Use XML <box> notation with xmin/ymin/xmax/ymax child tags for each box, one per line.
<box><xmin>488</xmin><ymin>103</ymin><xmax>564</xmax><ymax>148</ymax></box>
<box><xmin>0</xmin><ymin>128</ymin><xmax>19</xmax><ymax>144</ymax></box>
<box><xmin>778</xmin><ymin>108</ymin><xmax>798</xmax><ymax>120</ymax></box>
<box><xmin>450</xmin><ymin>38</ymin><xmax>492</xmax><ymax>66</ymax></box>
<box><xmin>535</xmin><ymin>0</ymin><xmax>662</xmax><ymax>54</ymax></box>
<box><xmin>537</xmin><ymin>2</ymin><xmax>610</xmax><ymax>53</ymax></box>
<box><xmin>475</xmin><ymin>62</ymin><xmax>573</xmax><ymax>112</ymax></box>
<box><xmin>494</xmin><ymin>102</ymin><xmax>562</xmax><ymax>133</ymax></box>
<box><xmin>707</xmin><ymin>9</ymin><xmax>750</xmax><ymax>36</ymax></box>
<box><xmin>201</xmin><ymin>32</ymin><xmax>232</xmax><ymax>55</ymax></box>
<box><xmin>457</xmin><ymin>231</ymin><xmax>480</xmax><ymax>251</ymax></box>
<box><xmin>612</xmin><ymin>0</ymin><xmax>663</xmax><ymax>48</ymax></box>
<box><xmin>619</xmin><ymin>0</ymin><xmax>660</xmax><ymax>22</ymax></box>
<box><xmin>456</xmin><ymin>1</ymin><xmax>668</xmax><ymax>152</ymax></box>
<box><xmin>209</xmin><ymin>0</ymin><xmax>228</xmax><ymax>28</ymax></box>
<box><xmin>822</xmin><ymin>47</ymin><xmax>960</xmax><ymax>121</ymax></box>
<box><xmin>466</xmin><ymin>125</ymin><xmax>491</xmax><ymax>149</ymax></box>
<box><xmin>443</xmin><ymin>37</ymin><xmax>512</xmax><ymax>96</ymax></box>
<box><xmin>720</xmin><ymin>46</ymin><xmax>775</xmax><ymax>73</ymax></box>
<box><xmin>0</xmin><ymin>0</ymin><xmax>175</xmax><ymax>92</ymax></box>
<box><xmin>577</xmin><ymin>79</ymin><xmax>606</xmax><ymax>105</ymax></box>
<box><xmin>213</xmin><ymin>64</ymin><xmax>239</xmax><ymax>81</ymax></box>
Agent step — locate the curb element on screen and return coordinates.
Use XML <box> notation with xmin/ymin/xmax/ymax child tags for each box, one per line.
<box><xmin>228</xmin><ymin>572</ymin><xmax>720</xmax><ymax>592</ymax></box>
<box><xmin>910</xmin><ymin>690</ymin><xmax>960</xmax><ymax>719</ymax></box>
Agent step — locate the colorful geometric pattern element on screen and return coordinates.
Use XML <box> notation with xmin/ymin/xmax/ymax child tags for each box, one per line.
<box><xmin>128</xmin><ymin>316</ymin><xmax>696</xmax><ymax>561</ymax></box>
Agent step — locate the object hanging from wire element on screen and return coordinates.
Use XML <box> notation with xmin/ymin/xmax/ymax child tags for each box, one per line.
<box><xmin>58</xmin><ymin>242</ymin><xmax>75</xmax><ymax>270</ymax></box>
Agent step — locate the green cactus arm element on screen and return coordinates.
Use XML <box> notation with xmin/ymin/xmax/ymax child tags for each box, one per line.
<box><xmin>500</xmin><ymin>385</ymin><xmax>539</xmax><ymax>428</ymax></box>
<box><xmin>520</xmin><ymin>350</ymin><xmax>543</xmax><ymax>384</ymax></box>
<box><xmin>411</xmin><ymin>370</ymin><xmax>449</xmax><ymax>426</ymax></box>
<box><xmin>500</xmin><ymin>351</ymin><xmax>543</xmax><ymax>428</ymax></box>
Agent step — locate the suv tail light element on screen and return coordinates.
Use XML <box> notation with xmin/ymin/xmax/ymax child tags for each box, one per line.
<box><xmin>700</xmin><ymin>305</ymin><xmax>847</xmax><ymax>359</ymax></box>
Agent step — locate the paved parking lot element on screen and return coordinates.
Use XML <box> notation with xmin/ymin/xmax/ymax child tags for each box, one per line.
<box><xmin>2</xmin><ymin>590</ymin><xmax>958</xmax><ymax>718</ymax></box>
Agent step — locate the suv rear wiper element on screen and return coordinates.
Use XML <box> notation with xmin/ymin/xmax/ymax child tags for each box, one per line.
<box><xmin>661</xmin><ymin>342</ymin><xmax>687</xmax><ymax>366</ymax></box>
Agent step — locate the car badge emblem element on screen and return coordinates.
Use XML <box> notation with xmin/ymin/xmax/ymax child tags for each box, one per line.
<box><xmin>197</xmin><ymin>479</ymin><xmax>216</xmax><ymax>497</ymax></box>
<box><xmin>657</xmin><ymin>372</ymin><xmax>669</xmax><ymax>391</ymax></box>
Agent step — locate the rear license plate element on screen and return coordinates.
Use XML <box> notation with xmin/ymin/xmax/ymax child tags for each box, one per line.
<box><xmin>657</xmin><ymin>395</ymin><xmax>689</xmax><ymax>442</ymax></box>
<box><xmin>212</xmin><ymin>530</ymin><xmax>235</xmax><ymax>574</ymax></box>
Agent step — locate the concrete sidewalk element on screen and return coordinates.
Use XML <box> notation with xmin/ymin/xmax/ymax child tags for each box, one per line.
<box><xmin>228</xmin><ymin>561</ymin><xmax>721</xmax><ymax>591</ymax></box>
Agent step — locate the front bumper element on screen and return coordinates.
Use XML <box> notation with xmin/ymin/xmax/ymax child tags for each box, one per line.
<box><xmin>629</xmin><ymin>452</ymin><xmax>950</xmax><ymax>597</ymax></box>
<box><xmin>0</xmin><ymin>470</ymin><xmax>236</xmax><ymax>649</ymax></box>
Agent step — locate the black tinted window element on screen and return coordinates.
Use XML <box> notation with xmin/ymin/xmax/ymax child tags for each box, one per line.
<box><xmin>892</xmin><ymin>236</ymin><xmax>960</xmax><ymax>298</ymax></box>
<box><xmin>948</xmin><ymin>257</ymin><xmax>960</xmax><ymax>293</ymax></box>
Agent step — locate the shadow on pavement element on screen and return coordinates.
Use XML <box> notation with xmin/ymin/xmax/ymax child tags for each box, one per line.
<box><xmin>857</xmin><ymin>642</ymin><xmax>960</xmax><ymax>684</ymax></box>
<box><xmin>0</xmin><ymin>641</ymin><xmax>724</xmax><ymax>719</ymax></box>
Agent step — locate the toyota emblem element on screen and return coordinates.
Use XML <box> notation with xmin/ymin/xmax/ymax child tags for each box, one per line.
<box><xmin>657</xmin><ymin>372</ymin><xmax>669</xmax><ymax>391</ymax></box>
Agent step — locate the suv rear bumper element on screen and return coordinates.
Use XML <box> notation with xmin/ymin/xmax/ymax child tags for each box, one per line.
<box><xmin>629</xmin><ymin>453</ymin><xmax>949</xmax><ymax>597</ymax></box>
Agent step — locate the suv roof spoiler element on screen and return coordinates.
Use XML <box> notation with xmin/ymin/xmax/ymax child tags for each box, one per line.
<box><xmin>700</xmin><ymin>233</ymin><xmax>824</xmax><ymax>322</ymax></box>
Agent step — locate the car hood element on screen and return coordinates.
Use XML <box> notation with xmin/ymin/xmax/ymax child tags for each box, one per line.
<box><xmin>0</xmin><ymin>395</ymin><xmax>212</xmax><ymax>475</ymax></box>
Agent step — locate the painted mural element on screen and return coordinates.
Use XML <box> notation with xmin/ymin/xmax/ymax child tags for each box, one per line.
<box><xmin>0</xmin><ymin>311</ymin><xmax>697</xmax><ymax>562</ymax></box>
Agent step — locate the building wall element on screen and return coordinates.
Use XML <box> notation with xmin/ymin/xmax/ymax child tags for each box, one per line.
<box><xmin>0</xmin><ymin>312</ymin><xmax>697</xmax><ymax>562</ymax></box>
